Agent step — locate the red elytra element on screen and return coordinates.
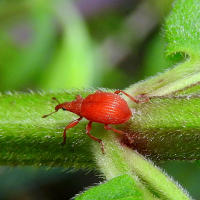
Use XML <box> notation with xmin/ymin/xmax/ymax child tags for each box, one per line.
<box><xmin>42</xmin><ymin>90</ymin><xmax>143</xmax><ymax>153</ymax></box>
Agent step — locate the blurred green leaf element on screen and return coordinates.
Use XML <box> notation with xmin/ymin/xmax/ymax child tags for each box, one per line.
<box><xmin>196</xmin><ymin>160</ymin><xmax>200</xmax><ymax>167</ymax></box>
<box><xmin>39</xmin><ymin>1</ymin><xmax>100</xmax><ymax>89</ymax></box>
<box><xmin>142</xmin><ymin>34</ymin><xmax>183</xmax><ymax>78</ymax></box>
<box><xmin>0</xmin><ymin>1</ymin><xmax>56</xmax><ymax>91</ymax></box>
<box><xmin>148</xmin><ymin>0</ymin><xmax>173</xmax><ymax>17</ymax></box>
<box><xmin>159</xmin><ymin>160</ymin><xmax>200</xmax><ymax>199</ymax></box>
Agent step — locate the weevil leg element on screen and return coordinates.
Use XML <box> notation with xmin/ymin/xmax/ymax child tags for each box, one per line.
<box><xmin>114</xmin><ymin>90</ymin><xmax>140</xmax><ymax>103</ymax></box>
<box><xmin>104</xmin><ymin>124</ymin><xmax>124</xmax><ymax>135</ymax></box>
<box><xmin>115</xmin><ymin>90</ymin><xmax>149</xmax><ymax>104</ymax></box>
<box><xmin>86</xmin><ymin>121</ymin><xmax>105</xmax><ymax>154</ymax></box>
<box><xmin>104</xmin><ymin>124</ymin><xmax>134</xmax><ymax>144</ymax></box>
<box><xmin>62</xmin><ymin>117</ymin><xmax>83</xmax><ymax>145</ymax></box>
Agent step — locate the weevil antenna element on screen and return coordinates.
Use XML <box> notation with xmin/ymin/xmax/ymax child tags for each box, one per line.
<box><xmin>42</xmin><ymin>110</ymin><xmax>58</xmax><ymax>118</ymax></box>
<box><xmin>52</xmin><ymin>97</ymin><xmax>60</xmax><ymax>104</ymax></box>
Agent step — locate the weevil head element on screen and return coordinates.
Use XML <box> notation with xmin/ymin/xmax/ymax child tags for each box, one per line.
<box><xmin>55</xmin><ymin>95</ymin><xmax>83</xmax><ymax>116</ymax></box>
<box><xmin>42</xmin><ymin>95</ymin><xmax>83</xmax><ymax>118</ymax></box>
<box><xmin>55</xmin><ymin>104</ymin><xmax>63</xmax><ymax>111</ymax></box>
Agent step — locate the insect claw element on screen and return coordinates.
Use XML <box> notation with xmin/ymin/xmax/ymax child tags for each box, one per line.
<box><xmin>100</xmin><ymin>141</ymin><xmax>105</xmax><ymax>154</ymax></box>
<box><xmin>136</xmin><ymin>94</ymin><xmax>150</xmax><ymax>104</ymax></box>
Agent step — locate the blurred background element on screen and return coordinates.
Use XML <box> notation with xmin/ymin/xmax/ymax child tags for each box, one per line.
<box><xmin>0</xmin><ymin>0</ymin><xmax>199</xmax><ymax>199</ymax></box>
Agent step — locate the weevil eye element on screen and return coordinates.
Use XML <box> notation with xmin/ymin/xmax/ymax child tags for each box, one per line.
<box><xmin>62</xmin><ymin>107</ymin><xmax>67</xmax><ymax>111</ymax></box>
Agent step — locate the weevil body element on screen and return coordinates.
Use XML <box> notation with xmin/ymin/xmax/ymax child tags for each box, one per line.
<box><xmin>42</xmin><ymin>90</ymin><xmax>146</xmax><ymax>153</ymax></box>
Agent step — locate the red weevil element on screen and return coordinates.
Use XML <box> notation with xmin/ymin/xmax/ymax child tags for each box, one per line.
<box><xmin>42</xmin><ymin>90</ymin><xmax>146</xmax><ymax>153</ymax></box>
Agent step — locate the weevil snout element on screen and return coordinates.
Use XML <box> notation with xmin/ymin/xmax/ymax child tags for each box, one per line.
<box><xmin>48</xmin><ymin>97</ymin><xmax>66</xmax><ymax>111</ymax></box>
<box><xmin>42</xmin><ymin>103</ymin><xmax>63</xmax><ymax>118</ymax></box>
<box><xmin>55</xmin><ymin>104</ymin><xmax>62</xmax><ymax>111</ymax></box>
<box><xmin>55</xmin><ymin>102</ymin><xmax>69</xmax><ymax>111</ymax></box>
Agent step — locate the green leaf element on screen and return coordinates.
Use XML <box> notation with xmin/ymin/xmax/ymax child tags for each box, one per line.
<box><xmin>126</xmin><ymin>0</ymin><xmax>200</xmax><ymax>97</ymax></box>
<box><xmin>165</xmin><ymin>0</ymin><xmax>200</xmax><ymax>58</ymax></box>
<box><xmin>75</xmin><ymin>174</ymin><xmax>144</xmax><ymax>200</ymax></box>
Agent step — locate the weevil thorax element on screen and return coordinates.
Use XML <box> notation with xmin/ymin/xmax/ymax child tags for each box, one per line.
<box><xmin>55</xmin><ymin>95</ymin><xmax>83</xmax><ymax>116</ymax></box>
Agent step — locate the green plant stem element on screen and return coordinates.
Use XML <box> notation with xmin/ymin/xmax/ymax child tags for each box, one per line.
<box><xmin>0</xmin><ymin>89</ymin><xmax>200</xmax><ymax>168</ymax></box>
<box><xmin>93</xmin><ymin>135</ymin><xmax>156</xmax><ymax>200</ymax></box>
<box><xmin>124</xmin><ymin>95</ymin><xmax>200</xmax><ymax>160</ymax></box>
<box><xmin>94</xmin><ymin>134</ymin><xmax>191</xmax><ymax>200</ymax></box>
<box><xmin>0</xmin><ymin>90</ymin><xmax>95</xmax><ymax>168</ymax></box>
<box><xmin>123</xmin><ymin>149</ymin><xmax>190</xmax><ymax>200</ymax></box>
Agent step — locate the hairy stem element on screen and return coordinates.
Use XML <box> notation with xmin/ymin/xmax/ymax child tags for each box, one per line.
<box><xmin>94</xmin><ymin>135</ymin><xmax>191</xmax><ymax>200</ymax></box>
<box><xmin>0</xmin><ymin>89</ymin><xmax>200</xmax><ymax>168</ymax></box>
